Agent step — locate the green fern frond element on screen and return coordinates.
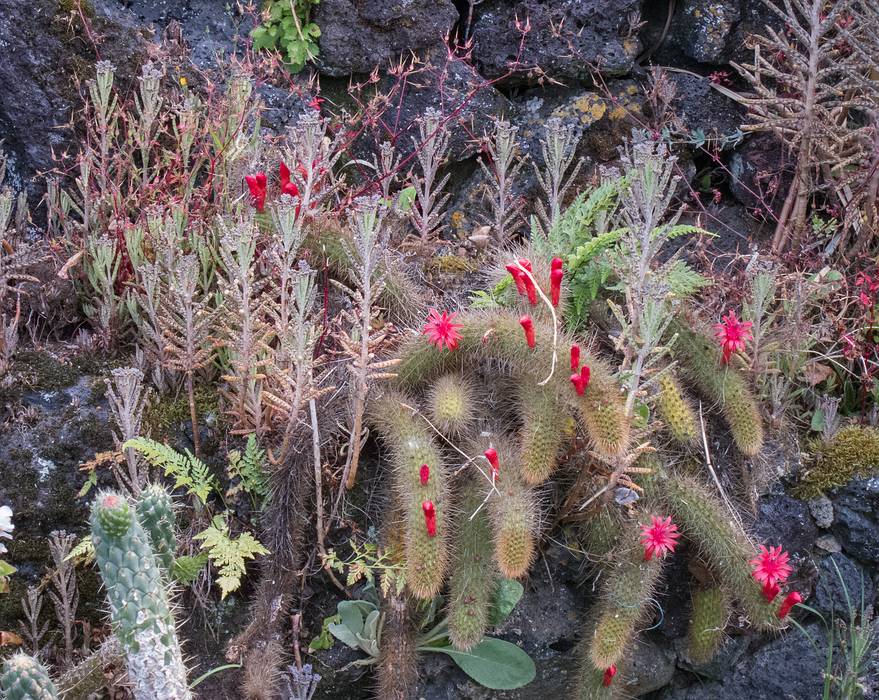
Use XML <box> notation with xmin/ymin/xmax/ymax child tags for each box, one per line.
<box><xmin>227</xmin><ymin>434</ymin><xmax>269</xmax><ymax>504</ymax></box>
<box><xmin>171</xmin><ymin>553</ymin><xmax>209</xmax><ymax>585</ymax></box>
<box><xmin>123</xmin><ymin>437</ymin><xmax>218</xmax><ymax>504</ymax></box>
<box><xmin>193</xmin><ymin>514</ymin><xmax>269</xmax><ymax>598</ymax></box>
<box><xmin>665</xmin><ymin>260</ymin><xmax>712</xmax><ymax>296</ymax></box>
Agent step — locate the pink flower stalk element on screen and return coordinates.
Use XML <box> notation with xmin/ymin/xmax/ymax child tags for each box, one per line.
<box><xmin>550</xmin><ymin>258</ymin><xmax>564</xmax><ymax>307</ymax></box>
<box><xmin>570</xmin><ymin>373</ymin><xmax>585</xmax><ymax>396</ymax></box>
<box><xmin>713</xmin><ymin>310</ymin><xmax>753</xmax><ymax>364</ymax></box>
<box><xmin>778</xmin><ymin>591</ymin><xmax>802</xmax><ymax>619</ymax></box>
<box><xmin>519</xmin><ymin>315</ymin><xmax>535</xmax><ymax>349</ymax></box>
<box><xmin>279</xmin><ymin>162</ymin><xmax>300</xmax><ymax>198</ymax></box>
<box><xmin>422</xmin><ymin>500</ymin><xmax>437</xmax><ymax>537</ymax></box>
<box><xmin>750</xmin><ymin>545</ymin><xmax>792</xmax><ymax>589</ymax></box>
<box><xmin>245</xmin><ymin>172</ymin><xmax>267</xmax><ymax>212</ymax></box>
<box><xmin>602</xmin><ymin>665</ymin><xmax>617</xmax><ymax>687</ymax></box>
<box><xmin>423</xmin><ymin>308</ymin><xmax>464</xmax><ymax>351</ymax></box>
<box><xmin>484</xmin><ymin>448</ymin><xmax>500</xmax><ymax>481</ymax></box>
<box><xmin>420</xmin><ymin>464</ymin><xmax>430</xmax><ymax>486</ymax></box>
<box><xmin>570</xmin><ymin>344</ymin><xmax>581</xmax><ymax>372</ymax></box>
<box><xmin>640</xmin><ymin>515</ymin><xmax>681</xmax><ymax>561</ymax></box>
<box><xmin>505</xmin><ymin>264</ymin><xmax>527</xmax><ymax>296</ymax></box>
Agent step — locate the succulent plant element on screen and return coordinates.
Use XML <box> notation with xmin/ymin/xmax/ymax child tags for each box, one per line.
<box><xmin>0</xmin><ymin>654</ymin><xmax>59</xmax><ymax>700</ymax></box>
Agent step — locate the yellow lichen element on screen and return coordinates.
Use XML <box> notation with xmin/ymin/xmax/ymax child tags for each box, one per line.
<box><xmin>795</xmin><ymin>424</ymin><xmax>879</xmax><ymax>498</ymax></box>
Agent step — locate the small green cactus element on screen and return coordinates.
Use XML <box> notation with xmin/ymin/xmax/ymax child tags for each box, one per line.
<box><xmin>135</xmin><ymin>483</ymin><xmax>176</xmax><ymax>575</ymax></box>
<box><xmin>686</xmin><ymin>586</ymin><xmax>728</xmax><ymax>664</ymax></box>
<box><xmin>427</xmin><ymin>373</ymin><xmax>475</xmax><ymax>436</ymax></box>
<box><xmin>518</xmin><ymin>385</ymin><xmax>569</xmax><ymax>484</ymax></box>
<box><xmin>448</xmin><ymin>484</ymin><xmax>499</xmax><ymax>650</ymax></box>
<box><xmin>655</xmin><ymin>372</ymin><xmax>699</xmax><ymax>446</ymax></box>
<box><xmin>0</xmin><ymin>654</ymin><xmax>59</xmax><ymax>700</ymax></box>
<box><xmin>370</xmin><ymin>391</ymin><xmax>450</xmax><ymax>599</ymax></box>
<box><xmin>670</xmin><ymin>321</ymin><xmax>764</xmax><ymax>456</ymax></box>
<box><xmin>91</xmin><ymin>490</ymin><xmax>191</xmax><ymax>700</ymax></box>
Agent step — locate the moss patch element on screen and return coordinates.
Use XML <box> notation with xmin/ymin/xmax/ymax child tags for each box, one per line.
<box><xmin>143</xmin><ymin>384</ymin><xmax>220</xmax><ymax>439</ymax></box>
<box><xmin>795</xmin><ymin>425</ymin><xmax>879</xmax><ymax>498</ymax></box>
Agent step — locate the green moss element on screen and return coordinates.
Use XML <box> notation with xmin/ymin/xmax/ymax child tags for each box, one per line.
<box><xmin>143</xmin><ymin>384</ymin><xmax>220</xmax><ymax>438</ymax></box>
<box><xmin>796</xmin><ymin>425</ymin><xmax>879</xmax><ymax>498</ymax></box>
<box><xmin>427</xmin><ymin>255</ymin><xmax>476</xmax><ymax>274</ymax></box>
<box><xmin>10</xmin><ymin>352</ymin><xmax>79</xmax><ymax>391</ymax></box>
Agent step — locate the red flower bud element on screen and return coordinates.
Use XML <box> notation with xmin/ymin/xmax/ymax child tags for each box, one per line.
<box><xmin>484</xmin><ymin>448</ymin><xmax>500</xmax><ymax>481</ymax></box>
<box><xmin>602</xmin><ymin>664</ymin><xmax>617</xmax><ymax>687</ymax></box>
<box><xmin>550</xmin><ymin>267</ymin><xmax>563</xmax><ymax>307</ymax></box>
<box><xmin>245</xmin><ymin>172</ymin><xmax>267</xmax><ymax>212</ymax></box>
<box><xmin>570</xmin><ymin>344</ymin><xmax>581</xmax><ymax>372</ymax></box>
<box><xmin>551</xmin><ymin>257</ymin><xmax>563</xmax><ymax>272</ymax></box>
<box><xmin>570</xmin><ymin>373</ymin><xmax>585</xmax><ymax>395</ymax></box>
<box><xmin>505</xmin><ymin>264</ymin><xmax>527</xmax><ymax>296</ymax></box>
<box><xmin>517</xmin><ymin>258</ymin><xmax>533</xmax><ymax>273</ymax></box>
<box><xmin>279</xmin><ymin>162</ymin><xmax>300</xmax><ymax>198</ymax></box>
<box><xmin>517</xmin><ymin>259</ymin><xmax>538</xmax><ymax>305</ymax></box>
<box><xmin>580</xmin><ymin>364</ymin><xmax>591</xmax><ymax>389</ymax></box>
<box><xmin>778</xmin><ymin>591</ymin><xmax>802</xmax><ymax>619</ymax></box>
<box><xmin>420</xmin><ymin>464</ymin><xmax>430</xmax><ymax>486</ymax></box>
<box><xmin>422</xmin><ymin>500</ymin><xmax>436</xmax><ymax>537</ymax></box>
<box><xmin>762</xmin><ymin>582</ymin><xmax>780</xmax><ymax>603</ymax></box>
<box><xmin>519</xmin><ymin>315</ymin><xmax>535</xmax><ymax>349</ymax></box>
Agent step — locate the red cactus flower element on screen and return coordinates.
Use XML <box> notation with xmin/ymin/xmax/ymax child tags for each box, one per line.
<box><xmin>762</xmin><ymin>582</ymin><xmax>781</xmax><ymax>603</ymax></box>
<box><xmin>519</xmin><ymin>315</ymin><xmax>535</xmax><ymax>349</ymax></box>
<box><xmin>550</xmin><ymin>268</ymin><xmax>563</xmax><ymax>307</ymax></box>
<box><xmin>570</xmin><ymin>373</ymin><xmax>585</xmax><ymax>395</ymax></box>
<box><xmin>602</xmin><ymin>664</ymin><xmax>617</xmax><ymax>687</ymax></box>
<box><xmin>505</xmin><ymin>264</ymin><xmax>527</xmax><ymax>296</ymax></box>
<box><xmin>279</xmin><ymin>162</ymin><xmax>300</xmax><ymax>198</ymax></box>
<box><xmin>423</xmin><ymin>308</ymin><xmax>464</xmax><ymax>351</ymax></box>
<box><xmin>640</xmin><ymin>515</ymin><xmax>681</xmax><ymax>561</ymax></box>
<box><xmin>422</xmin><ymin>500</ymin><xmax>437</xmax><ymax>537</ymax></box>
<box><xmin>580</xmin><ymin>364</ymin><xmax>590</xmax><ymax>390</ymax></box>
<box><xmin>420</xmin><ymin>464</ymin><xmax>430</xmax><ymax>486</ymax></box>
<box><xmin>778</xmin><ymin>591</ymin><xmax>802</xmax><ymax>619</ymax></box>
<box><xmin>551</xmin><ymin>257</ymin><xmax>563</xmax><ymax>272</ymax></box>
<box><xmin>713</xmin><ymin>310</ymin><xmax>753</xmax><ymax>364</ymax></box>
<box><xmin>245</xmin><ymin>172</ymin><xmax>267</xmax><ymax>212</ymax></box>
<box><xmin>570</xmin><ymin>344</ymin><xmax>581</xmax><ymax>372</ymax></box>
<box><xmin>484</xmin><ymin>448</ymin><xmax>500</xmax><ymax>481</ymax></box>
<box><xmin>516</xmin><ymin>258</ymin><xmax>538</xmax><ymax>305</ymax></box>
<box><xmin>750</xmin><ymin>545</ymin><xmax>792</xmax><ymax>589</ymax></box>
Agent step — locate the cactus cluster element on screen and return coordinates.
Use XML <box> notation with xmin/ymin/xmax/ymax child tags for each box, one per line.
<box><xmin>90</xmin><ymin>488</ymin><xmax>191</xmax><ymax>700</ymax></box>
<box><xmin>0</xmin><ymin>654</ymin><xmax>59</xmax><ymax>700</ymax></box>
<box><xmin>368</xmin><ymin>247</ymin><xmax>781</xmax><ymax>695</ymax></box>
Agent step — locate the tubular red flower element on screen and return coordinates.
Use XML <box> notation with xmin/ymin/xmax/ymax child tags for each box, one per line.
<box><xmin>516</xmin><ymin>258</ymin><xmax>538</xmax><ymax>305</ymax></box>
<box><xmin>750</xmin><ymin>545</ymin><xmax>792</xmax><ymax>588</ymax></box>
<box><xmin>519</xmin><ymin>315</ymin><xmax>535</xmax><ymax>349</ymax></box>
<box><xmin>640</xmin><ymin>515</ymin><xmax>681</xmax><ymax>561</ymax></box>
<box><xmin>570</xmin><ymin>344</ymin><xmax>581</xmax><ymax>372</ymax></box>
<box><xmin>602</xmin><ymin>664</ymin><xmax>617</xmax><ymax>687</ymax></box>
<box><xmin>550</xmin><ymin>268</ymin><xmax>563</xmax><ymax>307</ymax></box>
<box><xmin>713</xmin><ymin>310</ymin><xmax>753</xmax><ymax>364</ymax></box>
<box><xmin>762</xmin><ymin>582</ymin><xmax>780</xmax><ymax>603</ymax></box>
<box><xmin>484</xmin><ymin>448</ymin><xmax>500</xmax><ymax>481</ymax></box>
<box><xmin>551</xmin><ymin>257</ymin><xmax>563</xmax><ymax>272</ymax></box>
<box><xmin>570</xmin><ymin>373</ymin><xmax>585</xmax><ymax>395</ymax></box>
<box><xmin>778</xmin><ymin>591</ymin><xmax>802</xmax><ymax>619</ymax></box>
<box><xmin>423</xmin><ymin>308</ymin><xmax>464</xmax><ymax>351</ymax></box>
<box><xmin>420</xmin><ymin>464</ymin><xmax>430</xmax><ymax>486</ymax></box>
<box><xmin>245</xmin><ymin>172</ymin><xmax>267</xmax><ymax>212</ymax></box>
<box><xmin>422</xmin><ymin>500</ymin><xmax>437</xmax><ymax>537</ymax></box>
<box><xmin>505</xmin><ymin>264</ymin><xmax>527</xmax><ymax>296</ymax></box>
<box><xmin>279</xmin><ymin>162</ymin><xmax>300</xmax><ymax>198</ymax></box>
<box><xmin>580</xmin><ymin>364</ymin><xmax>590</xmax><ymax>389</ymax></box>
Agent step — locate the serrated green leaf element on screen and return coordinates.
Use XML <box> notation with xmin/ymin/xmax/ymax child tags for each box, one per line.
<box><xmin>172</xmin><ymin>553</ymin><xmax>209</xmax><ymax>584</ymax></box>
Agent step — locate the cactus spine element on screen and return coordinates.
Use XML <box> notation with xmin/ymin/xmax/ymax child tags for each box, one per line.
<box><xmin>518</xmin><ymin>385</ymin><xmax>568</xmax><ymax>484</ymax></box>
<box><xmin>376</xmin><ymin>592</ymin><xmax>418</xmax><ymax>700</ymax></box>
<box><xmin>448</xmin><ymin>484</ymin><xmax>499</xmax><ymax>650</ymax></box>
<box><xmin>427</xmin><ymin>373</ymin><xmax>475</xmax><ymax>436</ymax></box>
<box><xmin>370</xmin><ymin>391</ymin><xmax>450</xmax><ymax>598</ymax></box>
<box><xmin>0</xmin><ymin>654</ymin><xmax>59</xmax><ymax>700</ymax></box>
<box><xmin>90</xmin><ymin>491</ymin><xmax>191</xmax><ymax>700</ymax></box>
<box><xmin>687</xmin><ymin>586</ymin><xmax>728</xmax><ymax>664</ymax></box>
<box><xmin>656</xmin><ymin>372</ymin><xmax>699</xmax><ymax>446</ymax></box>
<box><xmin>135</xmin><ymin>483</ymin><xmax>176</xmax><ymax>575</ymax></box>
<box><xmin>669</xmin><ymin>322</ymin><xmax>763</xmax><ymax>456</ymax></box>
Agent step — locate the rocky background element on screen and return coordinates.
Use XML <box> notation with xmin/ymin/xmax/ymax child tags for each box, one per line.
<box><xmin>0</xmin><ymin>1</ymin><xmax>877</xmax><ymax>698</ymax></box>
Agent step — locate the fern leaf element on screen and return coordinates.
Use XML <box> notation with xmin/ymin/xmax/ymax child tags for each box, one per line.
<box><xmin>172</xmin><ymin>553</ymin><xmax>209</xmax><ymax>585</ymax></box>
<box><xmin>124</xmin><ymin>437</ymin><xmax>218</xmax><ymax>504</ymax></box>
<box><xmin>194</xmin><ymin>514</ymin><xmax>269</xmax><ymax>598</ymax></box>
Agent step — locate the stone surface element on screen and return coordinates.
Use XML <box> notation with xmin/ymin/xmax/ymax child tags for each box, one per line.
<box><xmin>831</xmin><ymin>477</ymin><xmax>879</xmax><ymax>565</ymax></box>
<box><xmin>472</xmin><ymin>0</ymin><xmax>641</xmax><ymax>85</ymax></box>
<box><xmin>728</xmin><ymin>132</ymin><xmax>791</xmax><ymax>219</ymax></box>
<box><xmin>673</xmin><ymin>0</ymin><xmax>742</xmax><ymax>64</ymax></box>
<box><xmin>753</xmin><ymin>493</ymin><xmax>818</xmax><ymax>556</ymax></box>
<box><xmin>667</xmin><ymin>72</ymin><xmax>744</xmax><ymax>141</ymax></box>
<box><xmin>809</xmin><ymin>495</ymin><xmax>835</xmax><ymax>529</ymax></box>
<box><xmin>627</xmin><ymin>639</ymin><xmax>677</xmax><ymax>696</ymax></box>
<box><xmin>811</xmin><ymin>552</ymin><xmax>874</xmax><ymax>616</ymax></box>
<box><xmin>314</xmin><ymin>0</ymin><xmax>458</xmax><ymax>77</ymax></box>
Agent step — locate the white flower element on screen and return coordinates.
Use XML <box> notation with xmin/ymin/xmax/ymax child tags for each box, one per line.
<box><xmin>0</xmin><ymin>505</ymin><xmax>14</xmax><ymax>554</ymax></box>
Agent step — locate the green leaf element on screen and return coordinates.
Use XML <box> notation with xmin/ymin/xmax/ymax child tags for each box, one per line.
<box><xmin>309</xmin><ymin>613</ymin><xmax>340</xmax><ymax>651</ymax></box>
<box><xmin>666</xmin><ymin>260</ymin><xmax>711</xmax><ymax>297</ymax></box>
<box><xmin>810</xmin><ymin>408</ymin><xmax>825</xmax><ymax>433</ymax></box>
<box><xmin>193</xmin><ymin>514</ymin><xmax>269</xmax><ymax>598</ymax></box>
<box><xmin>489</xmin><ymin>579</ymin><xmax>523</xmax><ymax>626</ymax></box>
<box><xmin>397</xmin><ymin>186</ymin><xmax>417</xmax><ymax>212</ymax></box>
<box><xmin>64</xmin><ymin>536</ymin><xmax>95</xmax><ymax>565</ymax></box>
<box><xmin>422</xmin><ymin>638</ymin><xmax>536</xmax><ymax>690</ymax></box>
<box><xmin>172</xmin><ymin>553</ymin><xmax>209</xmax><ymax>584</ymax></box>
<box><xmin>0</xmin><ymin>560</ymin><xmax>16</xmax><ymax>577</ymax></box>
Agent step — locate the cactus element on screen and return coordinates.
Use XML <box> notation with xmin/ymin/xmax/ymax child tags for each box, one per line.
<box><xmin>395</xmin><ymin>310</ymin><xmax>630</xmax><ymax>460</ymax></box>
<box><xmin>370</xmin><ymin>391</ymin><xmax>450</xmax><ymax>599</ymax></box>
<box><xmin>448</xmin><ymin>484</ymin><xmax>499</xmax><ymax>650</ymax></box>
<box><xmin>669</xmin><ymin>321</ymin><xmax>763</xmax><ymax>456</ymax></box>
<box><xmin>643</xmin><ymin>470</ymin><xmax>780</xmax><ymax>630</ymax></box>
<box><xmin>0</xmin><ymin>654</ymin><xmax>59</xmax><ymax>700</ymax></box>
<box><xmin>588</xmin><ymin>523</ymin><xmax>664</xmax><ymax>669</ymax></box>
<box><xmin>90</xmin><ymin>491</ymin><xmax>191</xmax><ymax>700</ymax></box>
<box><xmin>135</xmin><ymin>483</ymin><xmax>176</xmax><ymax>575</ymax></box>
<box><xmin>484</xmin><ymin>440</ymin><xmax>538</xmax><ymax>579</ymax></box>
<box><xmin>573</xmin><ymin>617</ymin><xmax>626</xmax><ymax>699</ymax></box>
<box><xmin>376</xmin><ymin>592</ymin><xmax>417</xmax><ymax>700</ymax></box>
<box><xmin>427</xmin><ymin>373</ymin><xmax>475</xmax><ymax>436</ymax></box>
<box><xmin>655</xmin><ymin>372</ymin><xmax>699</xmax><ymax>446</ymax></box>
<box><xmin>686</xmin><ymin>586</ymin><xmax>728</xmax><ymax>664</ymax></box>
<box><xmin>518</xmin><ymin>385</ymin><xmax>568</xmax><ymax>484</ymax></box>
